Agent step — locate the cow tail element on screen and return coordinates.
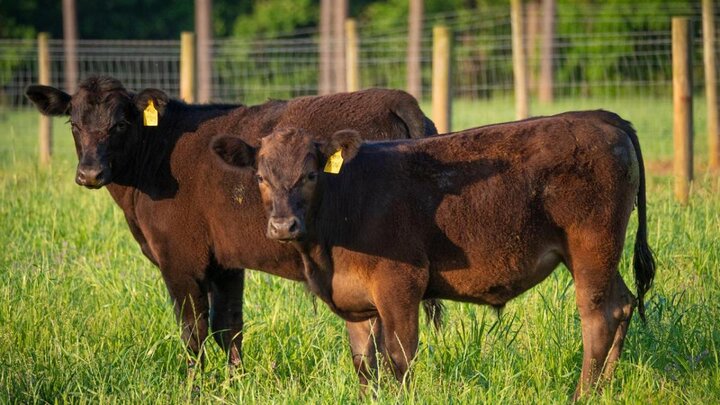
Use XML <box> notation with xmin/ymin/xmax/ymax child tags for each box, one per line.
<box><xmin>422</xmin><ymin>299</ymin><xmax>444</xmax><ymax>330</ymax></box>
<box><xmin>623</xmin><ymin>119</ymin><xmax>656</xmax><ymax>323</ymax></box>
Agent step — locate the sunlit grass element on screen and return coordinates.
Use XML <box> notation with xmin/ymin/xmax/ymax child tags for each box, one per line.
<box><xmin>1</xmin><ymin>101</ymin><xmax>719</xmax><ymax>403</ymax></box>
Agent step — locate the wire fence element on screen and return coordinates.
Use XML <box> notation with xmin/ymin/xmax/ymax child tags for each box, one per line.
<box><xmin>0</xmin><ymin>3</ymin><xmax>719</xmax><ymax>161</ymax></box>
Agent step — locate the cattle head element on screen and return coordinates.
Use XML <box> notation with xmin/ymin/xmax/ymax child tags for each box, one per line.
<box><xmin>25</xmin><ymin>77</ymin><xmax>169</xmax><ymax>188</ymax></box>
<box><xmin>211</xmin><ymin>128</ymin><xmax>361</xmax><ymax>241</ymax></box>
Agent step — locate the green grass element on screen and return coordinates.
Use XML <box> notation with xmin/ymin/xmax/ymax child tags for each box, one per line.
<box><xmin>1</xmin><ymin>100</ymin><xmax>719</xmax><ymax>403</ymax></box>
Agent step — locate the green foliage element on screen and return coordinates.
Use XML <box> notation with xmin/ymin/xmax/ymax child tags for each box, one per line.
<box><xmin>0</xmin><ymin>0</ymin><xmax>193</xmax><ymax>40</ymax></box>
<box><xmin>0</xmin><ymin>0</ymin><xmax>58</xmax><ymax>39</ymax></box>
<box><xmin>357</xmin><ymin>0</ymin><xmax>412</xmax><ymax>31</ymax></box>
<box><xmin>214</xmin><ymin>1</ymin><xmax>252</xmax><ymax>37</ymax></box>
<box><xmin>358</xmin><ymin>0</ymin><xmax>498</xmax><ymax>29</ymax></box>
<box><xmin>0</xmin><ymin>0</ymin><xmax>705</xmax><ymax>103</ymax></box>
<box><xmin>74</xmin><ymin>0</ymin><xmax>194</xmax><ymax>40</ymax></box>
<box><xmin>554</xmin><ymin>0</ymin><xmax>696</xmax><ymax>96</ymax></box>
<box><xmin>0</xmin><ymin>16</ymin><xmax>35</xmax><ymax>40</ymax></box>
<box><xmin>232</xmin><ymin>0</ymin><xmax>317</xmax><ymax>38</ymax></box>
<box><xmin>0</xmin><ymin>0</ymin><xmax>702</xmax><ymax>41</ymax></box>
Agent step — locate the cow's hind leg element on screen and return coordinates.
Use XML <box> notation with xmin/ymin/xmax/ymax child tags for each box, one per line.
<box><xmin>569</xmin><ymin>240</ymin><xmax>635</xmax><ymax>400</ymax></box>
<box><xmin>209</xmin><ymin>267</ymin><xmax>245</xmax><ymax>368</ymax></box>
<box><xmin>601</xmin><ymin>273</ymin><xmax>635</xmax><ymax>381</ymax></box>
<box><xmin>346</xmin><ymin>318</ymin><xmax>382</xmax><ymax>395</ymax></box>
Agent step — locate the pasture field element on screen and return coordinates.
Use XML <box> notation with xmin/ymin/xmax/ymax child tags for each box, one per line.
<box><xmin>1</xmin><ymin>99</ymin><xmax>719</xmax><ymax>403</ymax></box>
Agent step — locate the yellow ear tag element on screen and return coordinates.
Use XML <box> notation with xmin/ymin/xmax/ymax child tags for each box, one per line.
<box><xmin>143</xmin><ymin>100</ymin><xmax>158</xmax><ymax>127</ymax></box>
<box><xmin>323</xmin><ymin>149</ymin><xmax>344</xmax><ymax>174</ymax></box>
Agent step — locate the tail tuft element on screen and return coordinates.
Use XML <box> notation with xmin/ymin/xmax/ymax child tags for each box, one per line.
<box><xmin>422</xmin><ymin>299</ymin><xmax>444</xmax><ymax>330</ymax></box>
<box><xmin>634</xmin><ymin>236</ymin><xmax>656</xmax><ymax>322</ymax></box>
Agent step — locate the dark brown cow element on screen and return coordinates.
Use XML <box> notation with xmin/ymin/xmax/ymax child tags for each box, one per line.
<box><xmin>25</xmin><ymin>76</ymin><xmax>439</xmax><ymax>369</ymax></box>
<box><xmin>213</xmin><ymin>110</ymin><xmax>655</xmax><ymax>398</ymax></box>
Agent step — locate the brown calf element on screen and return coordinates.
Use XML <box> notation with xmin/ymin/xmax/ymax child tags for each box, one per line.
<box><xmin>26</xmin><ymin>76</ymin><xmax>439</xmax><ymax>369</ymax></box>
<box><xmin>213</xmin><ymin>110</ymin><xmax>655</xmax><ymax>397</ymax></box>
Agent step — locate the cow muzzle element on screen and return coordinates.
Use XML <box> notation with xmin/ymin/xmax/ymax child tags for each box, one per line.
<box><xmin>76</xmin><ymin>163</ymin><xmax>111</xmax><ymax>189</ymax></box>
<box><xmin>267</xmin><ymin>216</ymin><xmax>304</xmax><ymax>241</ymax></box>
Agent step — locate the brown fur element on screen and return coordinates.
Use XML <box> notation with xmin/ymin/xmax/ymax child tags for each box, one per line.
<box><xmin>25</xmin><ymin>76</ymin><xmax>440</xmax><ymax>369</ymax></box>
<box><xmin>226</xmin><ymin>110</ymin><xmax>655</xmax><ymax>397</ymax></box>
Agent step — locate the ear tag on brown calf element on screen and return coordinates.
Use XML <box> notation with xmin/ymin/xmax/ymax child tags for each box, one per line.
<box><xmin>143</xmin><ymin>100</ymin><xmax>158</xmax><ymax>127</ymax></box>
<box><xmin>324</xmin><ymin>149</ymin><xmax>344</xmax><ymax>174</ymax></box>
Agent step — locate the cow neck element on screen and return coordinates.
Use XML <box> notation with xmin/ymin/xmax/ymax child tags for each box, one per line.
<box><xmin>295</xmin><ymin>241</ymin><xmax>339</xmax><ymax>312</ymax></box>
<box><xmin>112</xmin><ymin>99</ymin><xmax>239</xmax><ymax>200</ymax></box>
<box><xmin>299</xmin><ymin>144</ymin><xmax>393</xmax><ymax>267</ymax></box>
<box><xmin>314</xmin><ymin>144</ymin><xmax>395</xmax><ymax>245</ymax></box>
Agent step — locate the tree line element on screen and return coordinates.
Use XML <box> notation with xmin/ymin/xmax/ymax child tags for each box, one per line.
<box><xmin>1</xmin><ymin>1</ymin><xmax>696</xmax><ymax>41</ymax></box>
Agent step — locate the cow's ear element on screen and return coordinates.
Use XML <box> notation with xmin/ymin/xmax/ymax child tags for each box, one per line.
<box><xmin>134</xmin><ymin>88</ymin><xmax>169</xmax><ymax>118</ymax></box>
<box><xmin>25</xmin><ymin>85</ymin><xmax>71</xmax><ymax>116</ymax></box>
<box><xmin>320</xmin><ymin>129</ymin><xmax>362</xmax><ymax>163</ymax></box>
<box><xmin>211</xmin><ymin>135</ymin><xmax>257</xmax><ymax>169</ymax></box>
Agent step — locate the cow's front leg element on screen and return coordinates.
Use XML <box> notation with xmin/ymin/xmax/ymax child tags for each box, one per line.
<box><xmin>376</xmin><ymin>304</ymin><xmax>419</xmax><ymax>383</ymax></box>
<box><xmin>346</xmin><ymin>317</ymin><xmax>382</xmax><ymax>394</ymax></box>
<box><xmin>372</xmin><ymin>264</ymin><xmax>426</xmax><ymax>384</ymax></box>
<box><xmin>161</xmin><ymin>266</ymin><xmax>210</xmax><ymax>371</ymax></box>
<box><xmin>209</xmin><ymin>267</ymin><xmax>245</xmax><ymax>368</ymax></box>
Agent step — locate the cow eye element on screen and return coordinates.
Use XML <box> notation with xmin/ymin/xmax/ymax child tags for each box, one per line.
<box><xmin>114</xmin><ymin>122</ymin><xmax>128</xmax><ymax>133</ymax></box>
<box><xmin>255</xmin><ymin>174</ymin><xmax>264</xmax><ymax>183</ymax></box>
<box><xmin>306</xmin><ymin>171</ymin><xmax>318</xmax><ymax>182</ymax></box>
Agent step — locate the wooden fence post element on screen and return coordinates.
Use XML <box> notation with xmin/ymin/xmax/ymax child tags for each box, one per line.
<box><xmin>38</xmin><ymin>32</ymin><xmax>52</xmax><ymax>167</ymax></box>
<box><xmin>539</xmin><ymin>0</ymin><xmax>555</xmax><ymax>104</ymax></box>
<box><xmin>511</xmin><ymin>0</ymin><xmax>530</xmax><ymax>120</ymax></box>
<box><xmin>345</xmin><ymin>19</ymin><xmax>359</xmax><ymax>92</ymax></box>
<box><xmin>62</xmin><ymin>0</ymin><xmax>78</xmax><ymax>94</ymax></box>
<box><xmin>432</xmin><ymin>25</ymin><xmax>451</xmax><ymax>133</ymax></box>
<box><xmin>407</xmin><ymin>0</ymin><xmax>423</xmax><ymax>100</ymax></box>
<box><xmin>525</xmin><ymin>0</ymin><xmax>540</xmax><ymax>93</ymax></box>
<box><xmin>180</xmin><ymin>32</ymin><xmax>195</xmax><ymax>103</ymax></box>
<box><xmin>319</xmin><ymin>0</ymin><xmax>333</xmax><ymax>95</ymax></box>
<box><xmin>703</xmin><ymin>0</ymin><xmax>719</xmax><ymax>171</ymax></box>
<box><xmin>195</xmin><ymin>0</ymin><xmax>212</xmax><ymax>102</ymax></box>
<box><xmin>333</xmin><ymin>0</ymin><xmax>348</xmax><ymax>93</ymax></box>
<box><xmin>672</xmin><ymin>17</ymin><xmax>693</xmax><ymax>205</ymax></box>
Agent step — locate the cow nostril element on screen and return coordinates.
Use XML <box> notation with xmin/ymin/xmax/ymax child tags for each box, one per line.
<box><xmin>288</xmin><ymin>220</ymin><xmax>298</xmax><ymax>233</ymax></box>
<box><xmin>76</xmin><ymin>168</ymin><xmax>90</xmax><ymax>183</ymax></box>
<box><xmin>76</xmin><ymin>165</ymin><xmax>109</xmax><ymax>187</ymax></box>
<box><xmin>269</xmin><ymin>221</ymin><xmax>280</xmax><ymax>236</ymax></box>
